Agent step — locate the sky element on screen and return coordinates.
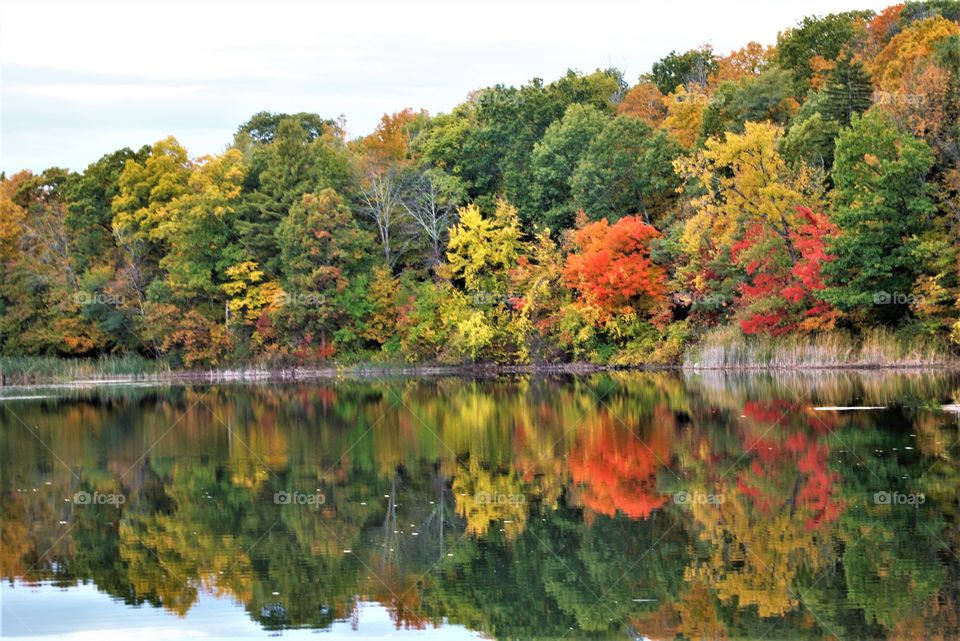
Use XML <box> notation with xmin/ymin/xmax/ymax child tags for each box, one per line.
<box><xmin>2</xmin><ymin>582</ymin><xmax>483</xmax><ymax>639</ymax></box>
<box><xmin>0</xmin><ymin>0</ymin><xmax>895</xmax><ymax>173</ymax></box>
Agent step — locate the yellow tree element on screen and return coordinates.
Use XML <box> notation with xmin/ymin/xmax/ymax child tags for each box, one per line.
<box><xmin>452</xmin><ymin>457</ymin><xmax>528</xmax><ymax>541</ymax></box>
<box><xmin>444</xmin><ymin>200</ymin><xmax>526</xmax><ymax>361</ymax></box>
<box><xmin>221</xmin><ymin>261</ymin><xmax>280</xmax><ymax>327</ymax></box>
<box><xmin>112</xmin><ymin>136</ymin><xmax>192</xmax><ymax>244</ymax></box>
<box><xmin>0</xmin><ymin>170</ymin><xmax>99</xmax><ymax>354</ymax></box>
<box><xmin>675</xmin><ymin>121</ymin><xmax>821</xmax><ymax>258</ymax></box>
<box><xmin>684</xmin><ymin>486</ymin><xmax>832</xmax><ymax>618</ymax></box>
<box><xmin>160</xmin><ymin>148</ymin><xmax>247</xmax><ymax>302</ymax></box>
<box><xmin>871</xmin><ymin>15</ymin><xmax>959</xmax><ymax>94</ymax></box>
<box><xmin>661</xmin><ymin>85</ymin><xmax>708</xmax><ymax>148</ymax></box>
<box><xmin>111</xmin><ymin>137</ymin><xmax>192</xmax><ymax>317</ymax></box>
<box><xmin>446</xmin><ymin>200</ymin><xmax>524</xmax><ymax>293</ymax></box>
<box><xmin>0</xmin><ymin>173</ymin><xmax>26</xmax><ymax>253</ymax></box>
<box><xmin>361</xmin><ymin>265</ymin><xmax>401</xmax><ymax>346</ymax></box>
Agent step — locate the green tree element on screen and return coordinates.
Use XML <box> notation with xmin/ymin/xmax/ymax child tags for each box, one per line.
<box><xmin>775</xmin><ymin>11</ymin><xmax>873</xmax><ymax>94</ymax></box>
<box><xmin>530</xmin><ymin>104</ymin><xmax>608</xmax><ymax>230</ymax></box>
<box><xmin>235</xmin><ymin>111</ymin><xmax>337</xmax><ymax>145</ymax></box>
<box><xmin>274</xmin><ymin>188</ymin><xmax>374</xmax><ymax>356</ymax></box>
<box><xmin>646</xmin><ymin>46</ymin><xmax>718</xmax><ymax>94</ymax></box>
<box><xmin>237</xmin><ymin>118</ymin><xmax>354</xmax><ymax>275</ymax></box>
<box><xmin>781</xmin><ymin>92</ymin><xmax>842</xmax><ymax>170</ymax></box>
<box><xmin>414</xmin><ymin>69</ymin><xmax>623</xmax><ymax>225</ymax></box>
<box><xmin>823</xmin><ymin>110</ymin><xmax>937</xmax><ymax>323</ymax></box>
<box><xmin>700</xmin><ymin>67</ymin><xmax>797</xmax><ymax>137</ymax></box>
<box><xmin>65</xmin><ymin>146</ymin><xmax>149</xmax><ymax>275</ymax></box>
<box><xmin>65</xmin><ymin>147</ymin><xmax>153</xmax><ymax>352</ymax></box>
<box><xmin>570</xmin><ymin>117</ymin><xmax>681</xmax><ymax>225</ymax></box>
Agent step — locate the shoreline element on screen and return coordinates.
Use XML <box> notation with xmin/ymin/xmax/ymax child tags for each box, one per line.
<box><xmin>4</xmin><ymin>359</ymin><xmax>960</xmax><ymax>389</ymax></box>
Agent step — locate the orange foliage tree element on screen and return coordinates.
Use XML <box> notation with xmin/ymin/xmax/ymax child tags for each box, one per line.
<box><xmin>864</xmin><ymin>4</ymin><xmax>905</xmax><ymax>58</ymax></box>
<box><xmin>616</xmin><ymin>82</ymin><xmax>668</xmax><ymax>127</ymax></box>
<box><xmin>871</xmin><ymin>15</ymin><xmax>960</xmax><ymax>92</ymax></box>
<box><xmin>563</xmin><ymin>214</ymin><xmax>668</xmax><ymax>321</ymax></box>
<box><xmin>711</xmin><ymin>41</ymin><xmax>775</xmax><ymax>84</ymax></box>
<box><xmin>360</xmin><ymin>108</ymin><xmax>428</xmax><ymax>164</ymax></box>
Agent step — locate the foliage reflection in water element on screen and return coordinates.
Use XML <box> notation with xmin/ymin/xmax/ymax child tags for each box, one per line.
<box><xmin>1</xmin><ymin>371</ymin><xmax>959</xmax><ymax>639</ymax></box>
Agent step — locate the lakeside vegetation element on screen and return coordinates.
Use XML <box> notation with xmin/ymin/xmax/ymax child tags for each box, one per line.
<box><xmin>0</xmin><ymin>354</ymin><xmax>170</xmax><ymax>386</ymax></box>
<box><xmin>3</xmin><ymin>326</ymin><xmax>957</xmax><ymax>387</ymax></box>
<box><xmin>685</xmin><ymin>325</ymin><xmax>956</xmax><ymax>369</ymax></box>
<box><xmin>2</xmin><ymin>2</ymin><xmax>960</xmax><ymax>374</ymax></box>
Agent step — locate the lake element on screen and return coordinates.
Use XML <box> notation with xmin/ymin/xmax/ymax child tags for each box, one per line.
<box><xmin>2</xmin><ymin>371</ymin><xmax>959</xmax><ymax>640</ymax></box>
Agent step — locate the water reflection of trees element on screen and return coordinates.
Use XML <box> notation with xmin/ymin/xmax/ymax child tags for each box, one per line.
<box><xmin>2</xmin><ymin>371</ymin><xmax>960</xmax><ymax>639</ymax></box>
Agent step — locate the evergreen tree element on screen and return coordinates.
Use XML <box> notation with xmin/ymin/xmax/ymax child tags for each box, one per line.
<box><xmin>823</xmin><ymin>55</ymin><xmax>874</xmax><ymax>127</ymax></box>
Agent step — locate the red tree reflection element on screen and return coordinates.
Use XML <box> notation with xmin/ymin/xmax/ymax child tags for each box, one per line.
<box><xmin>737</xmin><ymin>402</ymin><xmax>844</xmax><ymax>530</ymax></box>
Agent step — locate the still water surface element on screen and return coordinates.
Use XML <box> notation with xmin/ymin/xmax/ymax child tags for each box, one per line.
<box><xmin>2</xmin><ymin>372</ymin><xmax>959</xmax><ymax>639</ymax></box>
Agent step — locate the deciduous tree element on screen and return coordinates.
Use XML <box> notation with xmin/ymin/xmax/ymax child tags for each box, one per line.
<box><xmin>823</xmin><ymin>110</ymin><xmax>937</xmax><ymax>321</ymax></box>
<box><xmin>563</xmin><ymin>214</ymin><xmax>668</xmax><ymax>320</ymax></box>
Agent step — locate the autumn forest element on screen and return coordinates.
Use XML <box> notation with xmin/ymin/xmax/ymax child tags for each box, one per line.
<box><xmin>3</xmin><ymin>2</ymin><xmax>960</xmax><ymax>370</ymax></box>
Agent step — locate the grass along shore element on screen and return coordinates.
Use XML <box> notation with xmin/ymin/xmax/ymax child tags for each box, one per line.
<box><xmin>2</xmin><ymin>327</ymin><xmax>958</xmax><ymax>386</ymax></box>
<box><xmin>0</xmin><ymin>356</ymin><xmax>611</xmax><ymax>387</ymax></box>
<box><xmin>683</xmin><ymin>326</ymin><xmax>958</xmax><ymax>370</ymax></box>
<box><xmin>0</xmin><ymin>354</ymin><xmax>172</xmax><ymax>387</ymax></box>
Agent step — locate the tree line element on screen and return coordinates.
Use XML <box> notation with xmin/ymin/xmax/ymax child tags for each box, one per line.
<box><xmin>2</xmin><ymin>1</ymin><xmax>959</xmax><ymax>367</ymax></box>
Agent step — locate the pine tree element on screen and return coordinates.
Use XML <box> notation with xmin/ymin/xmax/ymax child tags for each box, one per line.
<box><xmin>823</xmin><ymin>56</ymin><xmax>874</xmax><ymax>128</ymax></box>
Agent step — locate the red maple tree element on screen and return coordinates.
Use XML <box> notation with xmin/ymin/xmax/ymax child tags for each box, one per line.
<box><xmin>731</xmin><ymin>206</ymin><xmax>839</xmax><ymax>336</ymax></box>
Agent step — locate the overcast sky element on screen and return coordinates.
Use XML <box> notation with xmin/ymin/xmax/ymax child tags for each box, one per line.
<box><xmin>1</xmin><ymin>0</ymin><xmax>894</xmax><ymax>173</ymax></box>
